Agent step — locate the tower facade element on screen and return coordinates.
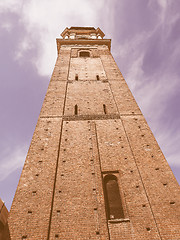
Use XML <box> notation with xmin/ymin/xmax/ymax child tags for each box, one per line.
<box><xmin>8</xmin><ymin>27</ymin><xmax>180</xmax><ymax>240</ymax></box>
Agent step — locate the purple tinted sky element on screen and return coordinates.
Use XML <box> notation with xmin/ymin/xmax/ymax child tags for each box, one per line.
<box><xmin>0</xmin><ymin>0</ymin><xmax>180</xmax><ymax>210</ymax></box>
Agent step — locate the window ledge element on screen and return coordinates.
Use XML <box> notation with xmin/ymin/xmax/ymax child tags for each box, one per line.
<box><xmin>108</xmin><ymin>218</ymin><xmax>130</xmax><ymax>224</ymax></box>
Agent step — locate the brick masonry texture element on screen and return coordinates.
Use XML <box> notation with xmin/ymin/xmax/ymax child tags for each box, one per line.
<box><xmin>8</xmin><ymin>28</ymin><xmax>180</xmax><ymax>240</ymax></box>
<box><xmin>8</xmin><ymin>117</ymin><xmax>63</xmax><ymax>239</ymax></box>
<box><xmin>64</xmin><ymin>81</ymin><xmax>118</xmax><ymax>116</ymax></box>
<box><xmin>51</xmin><ymin>47</ymin><xmax>71</xmax><ymax>81</ymax></box>
<box><xmin>109</xmin><ymin>80</ymin><xmax>142</xmax><ymax>115</ymax></box>
<box><xmin>40</xmin><ymin>81</ymin><xmax>67</xmax><ymax>117</ymax></box>
<box><xmin>121</xmin><ymin>115</ymin><xmax>180</xmax><ymax>240</ymax></box>
<box><xmin>49</xmin><ymin>120</ymin><xmax>109</xmax><ymax>240</ymax></box>
<box><xmin>68</xmin><ymin>57</ymin><xmax>107</xmax><ymax>81</ymax></box>
<box><xmin>95</xmin><ymin>119</ymin><xmax>161</xmax><ymax>239</ymax></box>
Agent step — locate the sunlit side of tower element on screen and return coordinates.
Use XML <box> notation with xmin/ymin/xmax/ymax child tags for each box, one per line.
<box><xmin>8</xmin><ymin>27</ymin><xmax>180</xmax><ymax>240</ymax></box>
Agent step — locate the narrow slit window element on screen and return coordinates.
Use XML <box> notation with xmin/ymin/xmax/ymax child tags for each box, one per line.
<box><xmin>96</xmin><ymin>75</ymin><xmax>100</xmax><ymax>80</ymax></box>
<box><xmin>103</xmin><ymin>174</ymin><xmax>124</xmax><ymax>220</ymax></box>
<box><xmin>103</xmin><ymin>104</ymin><xmax>107</xmax><ymax>114</ymax></box>
<box><xmin>74</xmin><ymin>104</ymin><xmax>78</xmax><ymax>115</ymax></box>
<box><xmin>75</xmin><ymin>74</ymin><xmax>78</xmax><ymax>81</ymax></box>
<box><xmin>79</xmin><ymin>51</ymin><xmax>90</xmax><ymax>58</ymax></box>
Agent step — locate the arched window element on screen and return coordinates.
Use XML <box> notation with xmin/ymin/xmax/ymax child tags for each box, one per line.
<box><xmin>79</xmin><ymin>51</ymin><xmax>90</xmax><ymax>58</ymax></box>
<box><xmin>103</xmin><ymin>174</ymin><xmax>124</xmax><ymax>220</ymax></box>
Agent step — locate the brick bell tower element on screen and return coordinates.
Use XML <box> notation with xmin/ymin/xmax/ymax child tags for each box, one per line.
<box><xmin>8</xmin><ymin>27</ymin><xmax>180</xmax><ymax>240</ymax></box>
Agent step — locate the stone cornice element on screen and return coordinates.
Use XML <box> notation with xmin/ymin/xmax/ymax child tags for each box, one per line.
<box><xmin>61</xmin><ymin>27</ymin><xmax>105</xmax><ymax>39</ymax></box>
<box><xmin>56</xmin><ymin>38</ymin><xmax>111</xmax><ymax>54</ymax></box>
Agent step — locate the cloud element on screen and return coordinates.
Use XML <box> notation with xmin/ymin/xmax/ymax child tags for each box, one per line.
<box><xmin>112</xmin><ymin>30</ymin><xmax>151</xmax><ymax>90</ymax></box>
<box><xmin>14</xmin><ymin>36</ymin><xmax>34</xmax><ymax>61</ymax></box>
<box><xmin>111</xmin><ymin>1</ymin><xmax>180</xmax><ymax>169</ymax></box>
<box><xmin>0</xmin><ymin>0</ymin><xmax>23</xmax><ymax>13</ymax></box>
<box><xmin>156</xmin><ymin>122</ymin><xmax>180</xmax><ymax>166</ymax></box>
<box><xmin>1</xmin><ymin>21</ymin><xmax>13</xmax><ymax>32</ymax></box>
<box><xmin>2</xmin><ymin>0</ymin><xmax>105</xmax><ymax>76</ymax></box>
<box><xmin>0</xmin><ymin>145</ymin><xmax>28</xmax><ymax>181</ymax></box>
<box><xmin>157</xmin><ymin>0</ymin><xmax>168</xmax><ymax>10</ymax></box>
<box><xmin>112</xmin><ymin>1</ymin><xmax>180</xmax><ymax>110</ymax></box>
<box><xmin>0</xmin><ymin>0</ymin><xmax>116</xmax><ymax>76</ymax></box>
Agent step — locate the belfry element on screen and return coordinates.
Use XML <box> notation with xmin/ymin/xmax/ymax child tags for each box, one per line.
<box><xmin>8</xmin><ymin>27</ymin><xmax>180</xmax><ymax>239</ymax></box>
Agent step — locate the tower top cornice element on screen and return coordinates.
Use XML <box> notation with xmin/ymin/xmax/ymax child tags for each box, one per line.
<box><xmin>61</xmin><ymin>27</ymin><xmax>105</xmax><ymax>39</ymax></box>
<box><xmin>57</xmin><ymin>27</ymin><xmax>111</xmax><ymax>54</ymax></box>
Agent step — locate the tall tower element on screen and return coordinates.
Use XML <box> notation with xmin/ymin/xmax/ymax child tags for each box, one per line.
<box><xmin>8</xmin><ymin>27</ymin><xmax>180</xmax><ymax>240</ymax></box>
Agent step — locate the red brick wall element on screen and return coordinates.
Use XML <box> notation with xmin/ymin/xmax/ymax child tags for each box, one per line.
<box><xmin>8</xmin><ymin>39</ymin><xmax>180</xmax><ymax>240</ymax></box>
<box><xmin>8</xmin><ymin>118</ymin><xmax>63</xmax><ymax>239</ymax></box>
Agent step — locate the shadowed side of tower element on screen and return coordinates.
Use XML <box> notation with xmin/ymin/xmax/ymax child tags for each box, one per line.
<box><xmin>0</xmin><ymin>199</ymin><xmax>10</xmax><ymax>240</ymax></box>
<box><xmin>8</xmin><ymin>27</ymin><xmax>180</xmax><ymax>240</ymax></box>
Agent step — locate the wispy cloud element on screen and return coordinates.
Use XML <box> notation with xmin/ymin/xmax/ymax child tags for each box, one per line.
<box><xmin>111</xmin><ymin>1</ymin><xmax>180</xmax><ymax>168</ymax></box>
<box><xmin>0</xmin><ymin>145</ymin><xmax>27</xmax><ymax>181</ymax></box>
<box><xmin>1</xmin><ymin>0</ymin><xmax>105</xmax><ymax>76</ymax></box>
<box><xmin>0</xmin><ymin>0</ymin><xmax>23</xmax><ymax>13</ymax></box>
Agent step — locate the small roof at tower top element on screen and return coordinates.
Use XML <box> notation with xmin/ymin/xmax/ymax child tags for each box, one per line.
<box><xmin>70</xmin><ymin>27</ymin><xmax>95</xmax><ymax>30</ymax></box>
<box><xmin>61</xmin><ymin>27</ymin><xmax>105</xmax><ymax>39</ymax></box>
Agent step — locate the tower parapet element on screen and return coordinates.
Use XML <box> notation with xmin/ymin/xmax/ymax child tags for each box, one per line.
<box><xmin>61</xmin><ymin>27</ymin><xmax>105</xmax><ymax>39</ymax></box>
